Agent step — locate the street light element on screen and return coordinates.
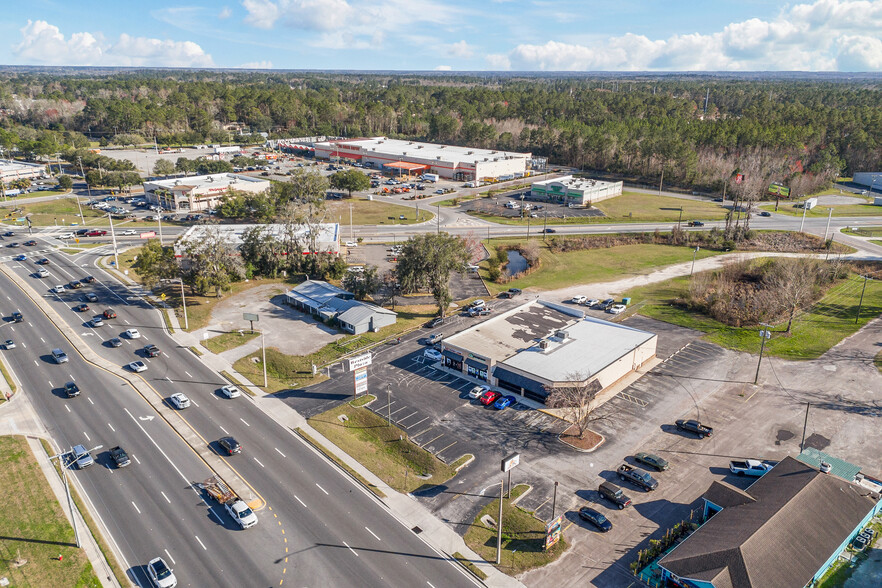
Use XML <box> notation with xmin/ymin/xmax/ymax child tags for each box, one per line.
<box><xmin>690</xmin><ymin>246</ymin><xmax>701</xmax><ymax>276</ymax></box>
<box><xmin>754</xmin><ymin>324</ymin><xmax>772</xmax><ymax>385</ymax></box>
<box><xmin>105</xmin><ymin>213</ymin><xmax>120</xmax><ymax>273</ymax></box>
<box><xmin>48</xmin><ymin>444</ymin><xmax>103</xmax><ymax>548</ymax></box>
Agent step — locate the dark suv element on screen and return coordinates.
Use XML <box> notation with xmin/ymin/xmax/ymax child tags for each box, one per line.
<box><xmin>11</xmin><ymin>311</ymin><xmax>23</xmax><ymax>323</ymax></box>
<box><xmin>598</xmin><ymin>481</ymin><xmax>632</xmax><ymax>509</ymax></box>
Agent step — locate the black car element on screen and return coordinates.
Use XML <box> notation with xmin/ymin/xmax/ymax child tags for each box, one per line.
<box><xmin>64</xmin><ymin>381</ymin><xmax>80</xmax><ymax>398</ymax></box>
<box><xmin>508</xmin><ymin>288</ymin><xmax>522</xmax><ymax>296</ymax></box>
<box><xmin>498</xmin><ymin>291</ymin><xmax>514</xmax><ymax>299</ymax></box>
<box><xmin>11</xmin><ymin>311</ymin><xmax>23</xmax><ymax>323</ymax></box>
<box><xmin>2</xmin><ymin>231</ymin><xmax>13</xmax><ymax>237</ymax></box>
<box><xmin>600</xmin><ymin>298</ymin><xmax>616</xmax><ymax>310</ymax></box>
<box><xmin>219</xmin><ymin>436</ymin><xmax>242</xmax><ymax>455</ymax></box>
<box><xmin>144</xmin><ymin>344</ymin><xmax>160</xmax><ymax>358</ymax></box>
<box><xmin>578</xmin><ymin>507</ymin><xmax>612</xmax><ymax>532</ymax></box>
<box><xmin>75</xmin><ymin>303</ymin><xmax>89</xmax><ymax>312</ymax></box>
<box><xmin>687</xmin><ymin>221</ymin><xmax>705</xmax><ymax>227</ymax></box>
<box><xmin>75</xmin><ymin>229</ymin><xmax>89</xmax><ymax>236</ymax></box>
<box><xmin>542</xmin><ymin>228</ymin><xmax>556</xmax><ymax>233</ymax></box>
<box><xmin>82</xmin><ymin>276</ymin><xmax>96</xmax><ymax>283</ymax></box>
<box><xmin>36</xmin><ymin>258</ymin><xmax>50</xmax><ymax>265</ymax></box>
<box><xmin>759</xmin><ymin>211</ymin><xmax>772</xmax><ymax>217</ymax></box>
<box><xmin>24</xmin><ymin>240</ymin><xmax>37</xmax><ymax>246</ymax></box>
<box><xmin>427</xmin><ymin>316</ymin><xmax>444</xmax><ymax>328</ymax></box>
<box><xmin>68</xmin><ymin>281</ymin><xmax>82</xmax><ymax>289</ymax></box>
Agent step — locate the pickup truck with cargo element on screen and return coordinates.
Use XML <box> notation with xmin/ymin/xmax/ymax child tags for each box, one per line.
<box><xmin>675</xmin><ymin>419</ymin><xmax>714</xmax><ymax>438</ymax></box>
<box><xmin>199</xmin><ymin>476</ymin><xmax>257</xmax><ymax>529</ymax></box>
<box><xmin>617</xmin><ymin>464</ymin><xmax>659</xmax><ymax>491</ymax></box>
<box><xmin>729</xmin><ymin>459</ymin><xmax>776</xmax><ymax>477</ymax></box>
<box><xmin>110</xmin><ymin>446</ymin><xmax>131</xmax><ymax>468</ymax></box>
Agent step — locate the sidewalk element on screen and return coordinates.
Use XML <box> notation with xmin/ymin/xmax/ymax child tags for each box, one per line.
<box><xmin>0</xmin><ymin>392</ymin><xmax>122</xmax><ymax>588</ymax></box>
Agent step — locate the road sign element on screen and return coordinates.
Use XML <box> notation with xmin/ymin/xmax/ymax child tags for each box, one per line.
<box><xmin>501</xmin><ymin>452</ymin><xmax>521</xmax><ymax>473</ymax></box>
<box><xmin>159</xmin><ymin>293</ymin><xmax>166</xmax><ymax>300</ymax></box>
<box><xmin>243</xmin><ymin>313</ymin><xmax>259</xmax><ymax>322</ymax></box>
<box><xmin>345</xmin><ymin>353</ymin><xmax>373</xmax><ymax>372</ymax></box>
<box><xmin>140</xmin><ymin>231</ymin><xmax>156</xmax><ymax>239</ymax></box>
<box><xmin>354</xmin><ymin>368</ymin><xmax>368</xmax><ymax>395</ymax></box>
<box><xmin>544</xmin><ymin>514</ymin><xmax>563</xmax><ymax>550</ymax></box>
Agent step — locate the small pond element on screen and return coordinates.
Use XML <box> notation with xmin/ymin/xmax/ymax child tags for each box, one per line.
<box><xmin>505</xmin><ymin>249</ymin><xmax>528</xmax><ymax>277</ymax></box>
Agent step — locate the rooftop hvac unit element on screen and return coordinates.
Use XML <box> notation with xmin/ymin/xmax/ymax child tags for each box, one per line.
<box><xmin>467</xmin><ymin>151</ymin><xmax>473</xmax><ymax>155</ymax></box>
<box><xmin>556</xmin><ymin>330</ymin><xmax>569</xmax><ymax>340</ymax></box>
<box><xmin>437</xmin><ymin>156</ymin><xmax>442</xmax><ymax>160</ymax></box>
<box><xmin>539</xmin><ymin>339</ymin><xmax>550</xmax><ymax>350</ymax></box>
<box><xmin>819</xmin><ymin>462</ymin><xmax>832</xmax><ymax>474</ymax></box>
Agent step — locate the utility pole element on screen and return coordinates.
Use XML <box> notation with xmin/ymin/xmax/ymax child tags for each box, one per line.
<box><xmin>107</xmin><ymin>213</ymin><xmax>120</xmax><ymax>272</ymax></box>
<box><xmin>799</xmin><ymin>196</ymin><xmax>808</xmax><ymax>232</ymax></box>
<box><xmin>754</xmin><ymin>326</ymin><xmax>771</xmax><ymax>385</ymax></box>
<box><xmin>677</xmin><ymin>207</ymin><xmax>683</xmax><ymax>230</ymax></box>
<box><xmin>180</xmin><ymin>278</ymin><xmax>188</xmax><ymax>330</ymax></box>
<box><xmin>800</xmin><ymin>402</ymin><xmax>811</xmax><ymax>451</ymax></box>
<box><xmin>75</xmin><ymin>157</ymin><xmax>89</xmax><ymax>220</ymax></box>
<box><xmin>496</xmin><ymin>479</ymin><xmax>504</xmax><ymax>565</ymax></box>
<box><xmin>261</xmin><ymin>329</ymin><xmax>267</xmax><ymax>388</ymax></box>
<box><xmin>387</xmin><ymin>388</ymin><xmax>392</xmax><ymax>426</ymax></box>
<box><xmin>436</xmin><ymin>204</ymin><xmax>440</xmax><ymax>234</ymax></box>
<box><xmin>855</xmin><ymin>275</ymin><xmax>870</xmax><ymax>324</ymax></box>
<box><xmin>551</xmin><ymin>481</ymin><xmax>559</xmax><ymax>520</ymax></box>
<box><xmin>157</xmin><ymin>211</ymin><xmax>164</xmax><ymax>246</ymax></box>
<box><xmin>823</xmin><ymin>207</ymin><xmax>833</xmax><ymax>242</ymax></box>
<box><xmin>349</xmin><ymin>203</ymin><xmax>353</xmax><ymax>242</ymax></box>
<box><xmin>690</xmin><ymin>246</ymin><xmax>701</xmax><ymax>276</ymax></box>
<box><xmin>543</xmin><ymin>207</ymin><xmax>548</xmax><ymax>240</ymax></box>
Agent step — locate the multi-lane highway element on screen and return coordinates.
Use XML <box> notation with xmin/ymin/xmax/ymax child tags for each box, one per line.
<box><xmin>0</xmin><ymin>233</ymin><xmax>477</xmax><ymax>587</ymax></box>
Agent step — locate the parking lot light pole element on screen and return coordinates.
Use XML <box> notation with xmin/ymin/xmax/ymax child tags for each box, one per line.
<box><xmin>823</xmin><ymin>207</ymin><xmax>833</xmax><ymax>242</ymax></box>
<box><xmin>496</xmin><ymin>479</ymin><xmax>504</xmax><ymax>565</ymax></box>
<box><xmin>179</xmin><ymin>278</ymin><xmax>188</xmax><ymax>330</ymax></box>
<box><xmin>690</xmin><ymin>246</ymin><xmax>701</xmax><ymax>276</ymax></box>
<box><xmin>387</xmin><ymin>388</ymin><xmax>392</xmax><ymax>425</ymax></box>
<box><xmin>551</xmin><ymin>481</ymin><xmax>559</xmax><ymax>520</ymax></box>
<box><xmin>106</xmin><ymin>213</ymin><xmax>120</xmax><ymax>272</ymax></box>
<box><xmin>798</xmin><ymin>195</ymin><xmax>808</xmax><ymax>232</ymax></box>
<box><xmin>754</xmin><ymin>324</ymin><xmax>772</xmax><ymax>385</ymax></box>
<box><xmin>262</xmin><ymin>329</ymin><xmax>267</xmax><ymax>388</ymax></box>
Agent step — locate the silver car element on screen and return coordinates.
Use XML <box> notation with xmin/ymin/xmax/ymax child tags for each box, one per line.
<box><xmin>71</xmin><ymin>444</ymin><xmax>94</xmax><ymax>469</ymax></box>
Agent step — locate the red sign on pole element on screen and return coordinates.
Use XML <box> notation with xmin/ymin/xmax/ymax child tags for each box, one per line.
<box><xmin>734</xmin><ymin>174</ymin><xmax>744</xmax><ymax>185</ymax></box>
<box><xmin>140</xmin><ymin>231</ymin><xmax>157</xmax><ymax>239</ymax></box>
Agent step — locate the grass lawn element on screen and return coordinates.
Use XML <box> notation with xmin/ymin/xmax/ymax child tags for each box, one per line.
<box><xmin>480</xmin><ymin>240</ymin><xmax>722</xmax><ymax>295</ymax></box>
<box><xmin>10</xmin><ymin>198</ymin><xmax>166</xmax><ymax>229</ymax></box>
<box><xmin>815</xmin><ymin>519</ymin><xmax>882</xmax><ymax>587</ymax></box>
<box><xmin>623</xmin><ymin>271</ymin><xmax>882</xmax><ymax>360</ymax></box>
<box><xmin>307</xmin><ymin>402</ymin><xmax>458</xmax><ymax>493</ymax></box>
<box><xmin>843</xmin><ymin>226</ymin><xmax>882</xmax><ymax>237</ymax></box>
<box><xmin>759</xmin><ymin>201</ymin><xmax>880</xmax><ymax>217</ymax></box>
<box><xmin>0</xmin><ymin>436</ymin><xmax>101</xmax><ymax>588</ymax></box>
<box><xmin>463</xmin><ymin>484</ymin><xmax>568</xmax><ymax>574</ymax></box>
<box><xmin>294</xmin><ymin>426</ymin><xmax>386</xmax><ymax>498</ymax></box>
<box><xmin>326</xmin><ymin>199</ymin><xmax>433</xmax><ymax>225</ymax></box>
<box><xmin>202</xmin><ymin>330</ymin><xmax>260</xmax><ymax>354</ymax></box>
<box><xmin>233</xmin><ymin>303</ymin><xmax>439</xmax><ymax>392</ymax></box>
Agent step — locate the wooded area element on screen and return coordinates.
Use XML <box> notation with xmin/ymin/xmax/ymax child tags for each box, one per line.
<box><xmin>0</xmin><ymin>71</ymin><xmax>879</xmax><ymax>193</ymax></box>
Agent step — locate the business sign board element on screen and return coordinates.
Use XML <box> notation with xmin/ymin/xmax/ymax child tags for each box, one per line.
<box><xmin>140</xmin><ymin>231</ymin><xmax>156</xmax><ymax>239</ymax></box>
<box><xmin>243</xmin><ymin>313</ymin><xmax>259</xmax><ymax>322</ymax></box>
<box><xmin>501</xmin><ymin>452</ymin><xmax>521</xmax><ymax>473</ymax></box>
<box><xmin>353</xmin><ymin>368</ymin><xmax>368</xmax><ymax>395</ymax></box>
<box><xmin>545</xmin><ymin>514</ymin><xmax>563</xmax><ymax>550</ymax></box>
<box><xmin>768</xmin><ymin>183</ymin><xmax>791</xmax><ymax>197</ymax></box>
<box><xmin>345</xmin><ymin>353</ymin><xmax>373</xmax><ymax>372</ymax></box>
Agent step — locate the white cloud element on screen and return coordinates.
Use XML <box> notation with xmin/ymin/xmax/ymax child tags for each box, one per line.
<box><xmin>241</xmin><ymin>0</ymin><xmax>457</xmax><ymax>48</ymax></box>
<box><xmin>219</xmin><ymin>6</ymin><xmax>233</xmax><ymax>19</ymax></box>
<box><xmin>486</xmin><ymin>53</ymin><xmax>511</xmax><ymax>70</ymax></box>
<box><xmin>236</xmin><ymin>60</ymin><xmax>274</xmax><ymax>69</ymax></box>
<box><xmin>13</xmin><ymin>20</ymin><xmax>214</xmax><ymax>67</ymax></box>
<box><xmin>447</xmin><ymin>40</ymin><xmax>473</xmax><ymax>59</ymax></box>
<box><xmin>434</xmin><ymin>65</ymin><xmax>452</xmax><ymax>71</ymax></box>
<box><xmin>504</xmin><ymin>0</ymin><xmax>882</xmax><ymax>71</ymax></box>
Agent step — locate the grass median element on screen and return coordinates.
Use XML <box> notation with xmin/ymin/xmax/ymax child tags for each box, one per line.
<box><xmin>623</xmin><ymin>270</ymin><xmax>882</xmax><ymax>360</ymax></box>
<box><xmin>0</xmin><ymin>436</ymin><xmax>102</xmax><ymax>588</ymax></box>
<box><xmin>202</xmin><ymin>330</ymin><xmax>260</xmax><ymax>354</ymax></box>
<box><xmin>307</xmin><ymin>402</ymin><xmax>458</xmax><ymax>494</ymax></box>
<box><xmin>463</xmin><ymin>484</ymin><xmax>568</xmax><ymax>574</ymax></box>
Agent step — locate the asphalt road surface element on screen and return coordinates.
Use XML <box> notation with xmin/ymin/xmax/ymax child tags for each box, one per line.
<box><xmin>0</xmin><ymin>243</ymin><xmax>477</xmax><ymax>587</ymax></box>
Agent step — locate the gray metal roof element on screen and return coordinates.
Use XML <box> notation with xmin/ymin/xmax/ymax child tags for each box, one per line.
<box><xmin>337</xmin><ymin>302</ymin><xmax>396</xmax><ymax>326</ymax></box>
<box><xmin>500</xmin><ymin>315</ymin><xmax>655</xmax><ymax>382</ymax></box>
<box><xmin>288</xmin><ymin>280</ymin><xmax>351</xmax><ymax>306</ymax></box>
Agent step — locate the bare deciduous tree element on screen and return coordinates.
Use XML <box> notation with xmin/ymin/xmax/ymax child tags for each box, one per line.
<box><xmin>764</xmin><ymin>258</ymin><xmax>822</xmax><ymax>333</ymax></box>
<box><xmin>545</xmin><ymin>371</ymin><xmax>609</xmax><ymax>438</ymax></box>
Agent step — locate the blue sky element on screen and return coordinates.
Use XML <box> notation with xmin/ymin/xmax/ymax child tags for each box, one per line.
<box><xmin>1</xmin><ymin>0</ymin><xmax>881</xmax><ymax>71</ymax></box>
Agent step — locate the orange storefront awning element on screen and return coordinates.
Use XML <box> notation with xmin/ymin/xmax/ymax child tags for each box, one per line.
<box><xmin>384</xmin><ymin>161</ymin><xmax>428</xmax><ymax>172</ymax></box>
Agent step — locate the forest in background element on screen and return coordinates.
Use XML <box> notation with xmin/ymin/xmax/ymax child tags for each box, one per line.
<box><xmin>0</xmin><ymin>70</ymin><xmax>880</xmax><ymax>197</ymax></box>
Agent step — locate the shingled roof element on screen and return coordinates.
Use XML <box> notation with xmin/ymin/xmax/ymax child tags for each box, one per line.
<box><xmin>659</xmin><ymin>456</ymin><xmax>878</xmax><ymax>588</ymax></box>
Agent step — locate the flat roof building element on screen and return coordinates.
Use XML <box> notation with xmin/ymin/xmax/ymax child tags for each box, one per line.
<box><xmin>529</xmin><ymin>175</ymin><xmax>623</xmax><ymax>207</ymax></box>
<box><xmin>0</xmin><ymin>159</ymin><xmax>47</xmax><ymax>184</ymax></box>
<box><xmin>143</xmin><ymin>173</ymin><xmax>270</xmax><ymax>212</ymax></box>
<box><xmin>314</xmin><ymin>137</ymin><xmax>531</xmax><ymax>182</ymax></box>
<box><xmin>441</xmin><ymin>300</ymin><xmax>656</xmax><ymax>403</ymax></box>
<box><xmin>174</xmin><ymin>223</ymin><xmax>340</xmax><ymax>257</ymax></box>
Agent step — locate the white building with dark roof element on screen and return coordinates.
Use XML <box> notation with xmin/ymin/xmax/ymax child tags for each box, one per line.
<box><xmin>314</xmin><ymin>137</ymin><xmax>531</xmax><ymax>182</ymax></box>
<box><xmin>285</xmin><ymin>280</ymin><xmax>397</xmax><ymax>334</ymax></box>
<box><xmin>440</xmin><ymin>299</ymin><xmax>657</xmax><ymax>403</ymax></box>
<box><xmin>143</xmin><ymin>173</ymin><xmax>270</xmax><ymax>212</ymax></box>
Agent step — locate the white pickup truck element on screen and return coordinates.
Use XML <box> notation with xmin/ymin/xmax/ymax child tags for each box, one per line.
<box><xmin>729</xmin><ymin>459</ymin><xmax>776</xmax><ymax>477</ymax></box>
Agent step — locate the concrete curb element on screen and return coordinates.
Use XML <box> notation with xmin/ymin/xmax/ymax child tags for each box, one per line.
<box><xmin>0</xmin><ymin>262</ymin><xmax>264</xmax><ymax>511</ymax></box>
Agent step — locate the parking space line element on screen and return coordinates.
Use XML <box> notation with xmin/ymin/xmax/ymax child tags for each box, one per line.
<box><xmin>397</xmin><ymin>411</ymin><xmax>419</xmax><ymax>423</ymax></box>
<box><xmin>389</xmin><ymin>406</ymin><xmax>408</xmax><ymax>416</ymax></box>
<box><xmin>435</xmin><ymin>441</ymin><xmax>457</xmax><ymax>456</ymax></box>
<box><xmin>410</xmin><ymin>427</ymin><xmax>434</xmax><ymax>438</ymax></box>
<box><xmin>420</xmin><ymin>434</ymin><xmax>444</xmax><ymax>448</ymax></box>
<box><xmin>406</xmin><ymin>416</ymin><xmax>430</xmax><ymax>429</ymax></box>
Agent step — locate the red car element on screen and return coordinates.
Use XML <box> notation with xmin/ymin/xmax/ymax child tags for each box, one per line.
<box><xmin>85</xmin><ymin>230</ymin><xmax>107</xmax><ymax>237</ymax></box>
<box><xmin>480</xmin><ymin>390</ymin><xmax>502</xmax><ymax>406</ymax></box>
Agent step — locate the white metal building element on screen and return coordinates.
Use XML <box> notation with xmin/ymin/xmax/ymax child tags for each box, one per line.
<box><xmin>313</xmin><ymin>137</ymin><xmax>531</xmax><ymax>182</ymax></box>
<box><xmin>174</xmin><ymin>223</ymin><xmax>340</xmax><ymax>257</ymax></box>
<box><xmin>854</xmin><ymin>172</ymin><xmax>882</xmax><ymax>192</ymax></box>
<box><xmin>441</xmin><ymin>300</ymin><xmax>657</xmax><ymax>404</ymax></box>
<box><xmin>529</xmin><ymin>176</ymin><xmax>623</xmax><ymax>206</ymax></box>
<box><xmin>0</xmin><ymin>159</ymin><xmax>47</xmax><ymax>183</ymax></box>
<box><xmin>143</xmin><ymin>173</ymin><xmax>270</xmax><ymax>212</ymax></box>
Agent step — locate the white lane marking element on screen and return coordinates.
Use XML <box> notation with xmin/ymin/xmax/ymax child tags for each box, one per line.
<box><xmin>316</xmin><ymin>483</ymin><xmax>329</xmax><ymax>495</ymax></box>
<box><xmin>108</xmin><ymin>423</ymin><xmax>115</xmax><ymax>432</ymax></box>
<box><xmin>427</xmin><ymin>583</ymin><xmax>436</xmax><ymax>588</ymax></box>
<box><xmin>40</xmin><ymin>337</ymin><xmax>45</xmax><ymax>343</ymax></box>
<box><xmin>162</xmin><ymin>352</ymin><xmax>169</xmax><ymax>358</ymax></box>
<box><xmin>133</xmin><ymin>454</ymin><xmax>141</xmax><ymax>465</ymax></box>
<box><xmin>65</xmin><ymin>405</ymin><xmax>71</xmax><ymax>413</ymax></box>
<box><xmin>254</xmin><ymin>457</ymin><xmax>265</xmax><ymax>468</ymax></box>
<box><xmin>365</xmin><ymin>527</ymin><xmax>381</xmax><ymax>541</ymax></box>
<box><xmin>161</xmin><ymin>491</ymin><xmax>171</xmax><ymax>504</ymax></box>
<box><xmin>131</xmin><ymin>501</ymin><xmax>141</xmax><ymax>514</ymax></box>
<box><xmin>69</xmin><ymin>374</ymin><xmax>75</xmax><ymax>381</ymax></box>
<box><xmin>275</xmin><ymin>447</ymin><xmax>286</xmax><ymax>457</ymax></box>
<box><xmin>20</xmin><ymin>342</ymin><xmax>26</xmax><ymax>349</ymax></box>
<box><xmin>27</xmin><ymin>322</ymin><xmax>33</xmax><ymax>327</ymax></box>
<box><xmin>219</xmin><ymin>425</ymin><xmax>230</xmax><ymax>435</ymax></box>
<box><xmin>184</xmin><ymin>371</ymin><xmax>192</xmax><ymax>378</ymax></box>
<box><xmin>123</xmin><ymin>319</ymin><xmax>130</xmax><ymax>325</ymax></box>
<box><xmin>164</xmin><ymin>549</ymin><xmax>176</xmax><ymax>565</ymax></box>
<box><xmin>88</xmin><ymin>398</ymin><xmax>94</xmax><ymax>405</ymax></box>
<box><xmin>165</xmin><ymin>376</ymin><xmax>171</xmax><ymax>382</ymax></box>
<box><xmin>191</xmin><ymin>399</ymin><xmax>199</xmax><ymax>407</ymax></box>
<box><xmin>48</xmin><ymin>380</ymin><xmax>53</xmax><ymax>388</ymax></box>
<box><xmin>33</xmin><ymin>359</ymin><xmax>38</xmax><ymax>366</ymax></box>
<box><xmin>194</xmin><ymin>535</ymin><xmax>207</xmax><ymax>551</ymax></box>
<box><xmin>342</xmin><ymin>541</ymin><xmax>359</xmax><ymax>557</ymax></box>
<box><xmin>240</xmin><ymin>418</ymin><xmax>250</xmax><ymax>427</ymax></box>
<box><xmin>83</xmin><ymin>431</ymin><xmax>91</xmax><ymax>441</ymax></box>
<box><xmin>294</xmin><ymin>495</ymin><xmax>307</xmax><ymax>508</ymax></box>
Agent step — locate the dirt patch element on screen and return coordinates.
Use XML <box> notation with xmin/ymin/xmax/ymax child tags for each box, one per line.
<box><xmin>559</xmin><ymin>424</ymin><xmax>604</xmax><ymax>451</ymax></box>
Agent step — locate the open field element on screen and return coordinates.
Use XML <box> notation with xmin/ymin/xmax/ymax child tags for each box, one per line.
<box><xmin>10</xmin><ymin>198</ymin><xmax>164</xmax><ymax>229</ymax></box>
<box><xmin>843</xmin><ymin>226</ymin><xmax>882</xmax><ymax>238</ymax></box>
<box><xmin>327</xmin><ymin>198</ymin><xmax>432</xmax><ymax>225</ymax></box>
<box><xmin>307</xmin><ymin>402</ymin><xmax>458</xmax><ymax>493</ymax></box>
<box><xmin>480</xmin><ymin>240</ymin><xmax>722</xmax><ymax>295</ymax></box>
<box><xmin>759</xmin><ymin>201</ymin><xmax>879</xmax><ymax>217</ymax></box>
<box><xmin>0</xmin><ymin>436</ymin><xmax>101</xmax><ymax>588</ymax></box>
<box><xmin>201</xmin><ymin>330</ymin><xmax>260</xmax><ymax>354</ymax></box>
<box><xmin>622</xmin><ymin>271</ymin><xmax>882</xmax><ymax>360</ymax></box>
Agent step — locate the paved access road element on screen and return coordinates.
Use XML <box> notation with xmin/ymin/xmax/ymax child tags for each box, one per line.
<box><xmin>0</xmin><ymin>236</ymin><xmax>478</xmax><ymax>588</ymax></box>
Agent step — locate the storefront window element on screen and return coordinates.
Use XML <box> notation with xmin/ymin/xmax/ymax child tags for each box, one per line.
<box><xmin>467</xmin><ymin>365</ymin><xmax>488</xmax><ymax>381</ymax></box>
<box><xmin>445</xmin><ymin>357</ymin><xmax>462</xmax><ymax>371</ymax></box>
